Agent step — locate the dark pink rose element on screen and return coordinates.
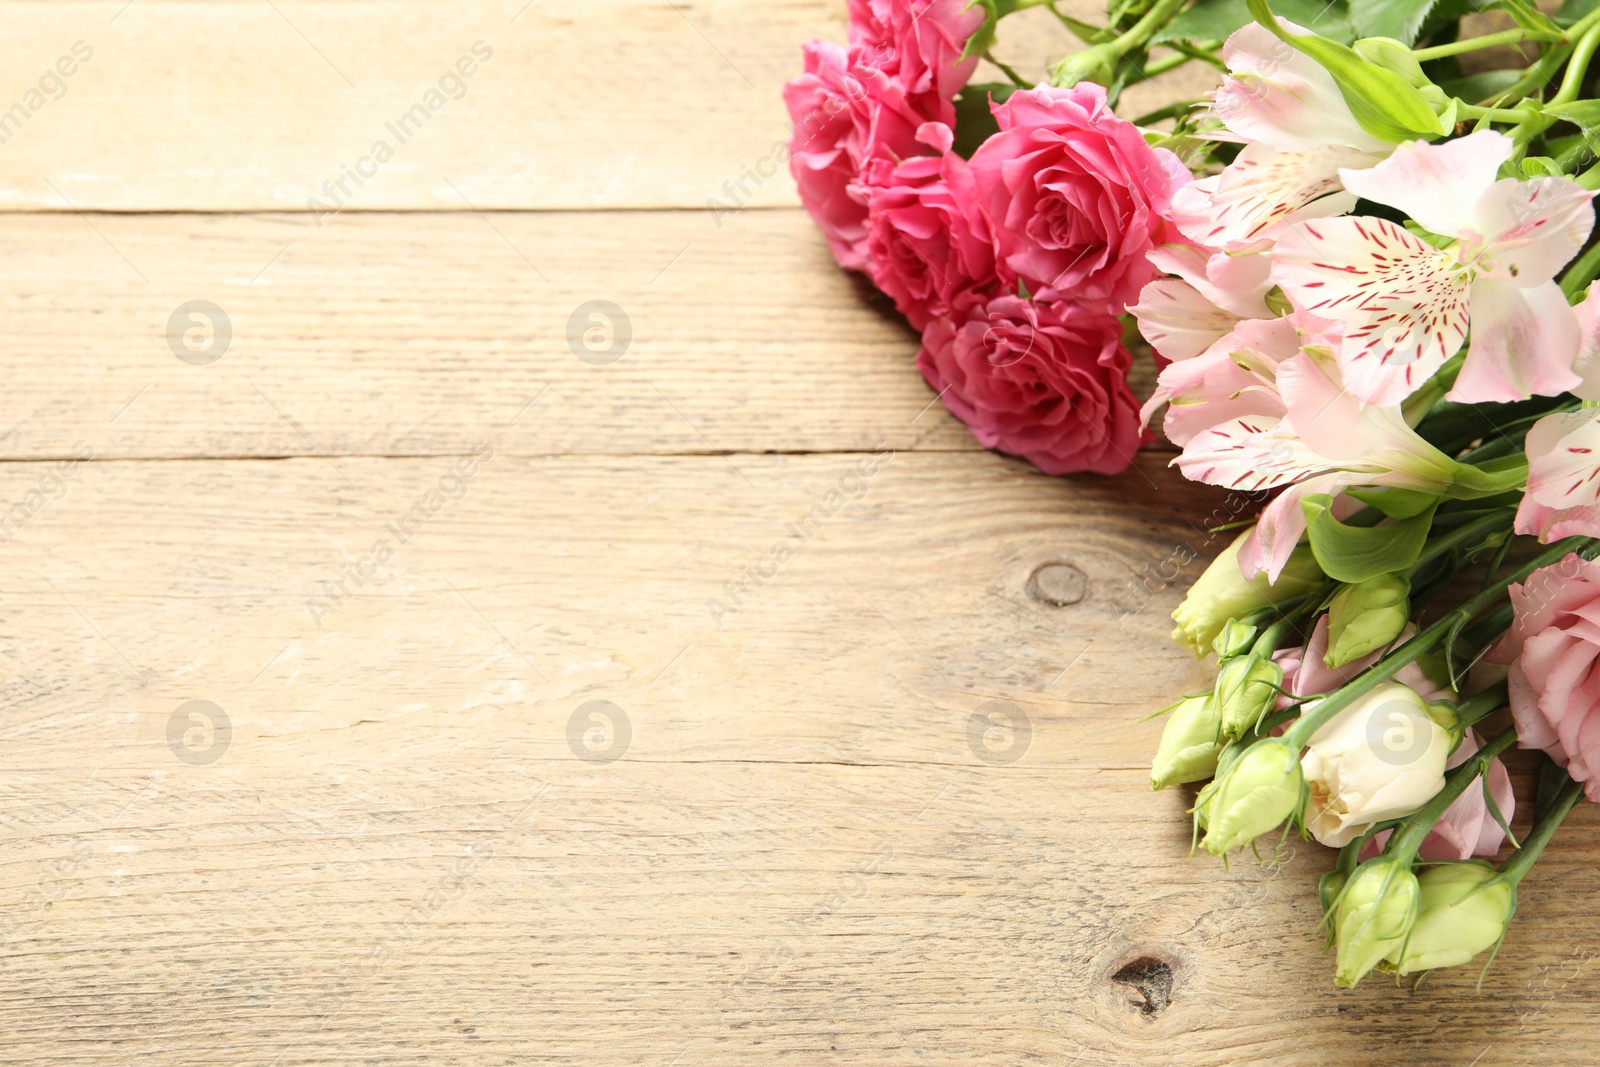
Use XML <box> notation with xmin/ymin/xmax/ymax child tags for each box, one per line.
<box><xmin>865</xmin><ymin>123</ymin><xmax>996</xmax><ymax>329</ymax></box>
<box><xmin>917</xmin><ymin>294</ymin><xmax>1144</xmax><ymax>475</ymax></box>
<box><xmin>969</xmin><ymin>84</ymin><xmax>1193</xmax><ymax>308</ymax></box>
<box><xmin>846</xmin><ymin>0</ymin><xmax>985</xmax><ymax>125</ymax></box>
<box><xmin>1489</xmin><ymin>553</ymin><xmax>1600</xmax><ymax>800</ymax></box>
<box><xmin>784</xmin><ymin>40</ymin><xmax>929</xmax><ymax>271</ymax></box>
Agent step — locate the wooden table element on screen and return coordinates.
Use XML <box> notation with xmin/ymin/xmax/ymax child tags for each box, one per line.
<box><xmin>0</xmin><ymin>2</ymin><xmax>1594</xmax><ymax>1063</ymax></box>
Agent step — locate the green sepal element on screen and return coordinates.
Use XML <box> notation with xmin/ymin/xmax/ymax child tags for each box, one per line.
<box><xmin>1449</xmin><ymin>455</ymin><xmax>1531</xmax><ymax>499</ymax></box>
<box><xmin>1247</xmin><ymin>0</ymin><xmax>1447</xmax><ymax>142</ymax></box>
<box><xmin>1345</xmin><ymin>487</ymin><xmax>1439</xmax><ymax>519</ymax></box>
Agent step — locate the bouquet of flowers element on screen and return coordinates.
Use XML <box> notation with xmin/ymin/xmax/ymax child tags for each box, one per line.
<box><xmin>787</xmin><ymin>0</ymin><xmax>1600</xmax><ymax>987</ymax></box>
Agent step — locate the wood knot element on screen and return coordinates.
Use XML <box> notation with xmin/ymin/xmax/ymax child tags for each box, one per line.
<box><xmin>1026</xmin><ymin>562</ymin><xmax>1087</xmax><ymax>607</ymax></box>
<box><xmin>1111</xmin><ymin>956</ymin><xmax>1174</xmax><ymax>1016</ymax></box>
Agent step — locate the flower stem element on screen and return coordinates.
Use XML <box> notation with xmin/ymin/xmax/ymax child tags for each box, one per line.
<box><xmin>1283</xmin><ymin>537</ymin><xmax>1596</xmax><ymax>750</ymax></box>
<box><xmin>1551</xmin><ymin>21</ymin><xmax>1600</xmax><ymax>107</ymax></box>
<box><xmin>1456</xmin><ymin>678</ymin><xmax>1509</xmax><ymax>729</ymax></box>
<box><xmin>1108</xmin><ymin>0</ymin><xmax>1189</xmax><ymax>55</ymax></box>
<box><xmin>1384</xmin><ymin>724</ymin><xmax>1518</xmax><ymax>865</ymax></box>
<box><xmin>1414</xmin><ymin>509</ymin><xmax>1515</xmax><ymax>570</ymax></box>
<box><xmin>1413</xmin><ymin>28</ymin><xmax>1530</xmax><ymax>63</ymax></box>
<box><xmin>1498</xmin><ymin>777</ymin><xmax>1586</xmax><ymax>885</ymax></box>
<box><xmin>1562</xmin><ymin>236</ymin><xmax>1600</xmax><ymax>299</ymax></box>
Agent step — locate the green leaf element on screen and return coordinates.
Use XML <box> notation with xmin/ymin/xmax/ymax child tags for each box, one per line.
<box><xmin>1547</xmin><ymin>101</ymin><xmax>1600</xmax><ymax>153</ymax></box>
<box><xmin>1247</xmin><ymin>0</ymin><xmax>1446</xmax><ymax>142</ymax></box>
<box><xmin>1155</xmin><ymin>0</ymin><xmax>1354</xmax><ymax>44</ymax></box>
<box><xmin>1344</xmin><ymin>487</ymin><xmax>1440</xmax><ymax>519</ymax></box>
<box><xmin>1487</xmin><ymin>0</ymin><xmax>1567</xmax><ymax>40</ymax></box>
<box><xmin>1350</xmin><ymin>0</ymin><xmax>1437</xmax><ymax>46</ymax></box>
<box><xmin>1301</xmin><ymin>494</ymin><xmax>1437</xmax><ymax>583</ymax></box>
<box><xmin>951</xmin><ymin>84</ymin><xmax>1012</xmax><ymax>158</ymax></box>
<box><xmin>1559</xmin><ymin>0</ymin><xmax>1600</xmax><ymax>26</ymax></box>
<box><xmin>960</xmin><ymin>0</ymin><xmax>1027</xmax><ymax>60</ymax></box>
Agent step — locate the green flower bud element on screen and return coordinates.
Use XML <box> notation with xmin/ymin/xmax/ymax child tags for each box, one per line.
<box><xmin>1051</xmin><ymin>45</ymin><xmax>1117</xmax><ymax>89</ymax></box>
<box><xmin>1152</xmin><ymin>695</ymin><xmax>1224</xmax><ymax>790</ymax></box>
<box><xmin>1171</xmin><ymin>532</ymin><xmax>1322</xmax><ymax>658</ymax></box>
<box><xmin>1319</xmin><ymin>866</ymin><xmax>1349</xmax><ymax>918</ymax></box>
<box><xmin>1325</xmin><ymin>574</ymin><xmax>1410</xmax><ymax>668</ymax></box>
<box><xmin>1212</xmin><ymin>619</ymin><xmax>1258</xmax><ymax>662</ymax></box>
<box><xmin>1200</xmin><ymin>738</ymin><xmax>1305</xmax><ymax>856</ymax></box>
<box><xmin>1216</xmin><ymin>654</ymin><xmax>1283</xmax><ymax>739</ymax></box>
<box><xmin>1388</xmin><ymin>862</ymin><xmax>1514</xmax><ymax>975</ymax></box>
<box><xmin>1352</xmin><ymin>37</ymin><xmax>1431</xmax><ymax>89</ymax></box>
<box><xmin>1333</xmin><ymin>858</ymin><xmax>1419</xmax><ymax>987</ymax></box>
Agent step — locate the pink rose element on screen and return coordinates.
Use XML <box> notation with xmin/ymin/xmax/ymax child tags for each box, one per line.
<box><xmin>916</xmin><ymin>294</ymin><xmax>1143</xmax><ymax>475</ymax></box>
<box><xmin>846</xmin><ymin>0</ymin><xmax>985</xmax><ymax>126</ymax></box>
<box><xmin>784</xmin><ymin>41</ymin><xmax>930</xmax><ymax>271</ymax></box>
<box><xmin>1490</xmin><ymin>553</ymin><xmax>1600</xmax><ymax>800</ymax></box>
<box><xmin>969</xmin><ymin>84</ymin><xmax>1193</xmax><ymax>309</ymax></box>
<box><xmin>865</xmin><ymin>124</ymin><xmax>996</xmax><ymax>329</ymax></box>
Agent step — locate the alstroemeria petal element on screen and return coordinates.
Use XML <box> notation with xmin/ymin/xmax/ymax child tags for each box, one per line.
<box><xmin>1273</xmin><ymin>217</ymin><xmax>1468</xmax><ymax>407</ymax></box>
<box><xmin>1338</xmin><ymin>131</ymin><xmax>1513</xmax><ymax>238</ymax></box>
<box><xmin>1526</xmin><ymin>407</ymin><xmax>1600</xmax><ymax>510</ymax></box>
<box><xmin>1475</xmin><ymin>176</ymin><xmax>1596</xmax><ymax>284</ymax></box>
<box><xmin>1129</xmin><ymin>277</ymin><xmax>1241</xmax><ymax>363</ymax></box>
<box><xmin>1239</xmin><ymin>472</ymin><xmax>1349</xmax><ymax>582</ymax></box>
<box><xmin>1275</xmin><ymin>351</ymin><xmax>1437</xmax><ymax>472</ymax></box>
<box><xmin>1575</xmin><ymin>282</ymin><xmax>1600</xmax><ymax>402</ymax></box>
<box><xmin>1173</xmin><ymin>143</ymin><xmax>1360</xmax><ymax>249</ymax></box>
<box><xmin>1449</xmin><ymin>279</ymin><xmax>1582</xmax><ymax>404</ymax></box>
<box><xmin>1212</xmin><ymin>22</ymin><xmax>1388</xmax><ymax>155</ymax></box>
<box><xmin>1174</xmin><ymin>414</ymin><xmax>1330</xmax><ymax>491</ymax></box>
<box><xmin>1148</xmin><ymin>243</ymin><xmax>1272</xmax><ymax>319</ymax></box>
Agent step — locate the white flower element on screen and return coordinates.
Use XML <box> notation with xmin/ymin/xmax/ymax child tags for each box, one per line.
<box><xmin>1300</xmin><ymin>682</ymin><xmax>1454</xmax><ymax>847</ymax></box>
<box><xmin>1272</xmin><ymin>131</ymin><xmax>1594</xmax><ymax>407</ymax></box>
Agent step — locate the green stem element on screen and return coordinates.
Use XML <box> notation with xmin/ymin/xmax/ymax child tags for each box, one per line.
<box><xmin>1284</xmin><ymin>537</ymin><xmax>1596</xmax><ymax>750</ymax></box>
<box><xmin>1456</xmin><ymin>679</ymin><xmax>1509</xmax><ymax>729</ymax></box>
<box><xmin>1108</xmin><ymin>0</ymin><xmax>1189</xmax><ymax>55</ymax></box>
<box><xmin>987</xmin><ymin>54</ymin><xmax>1030</xmax><ymax>88</ymax></box>
<box><xmin>1384</xmin><ymin>724</ymin><xmax>1518</xmax><ymax>864</ymax></box>
<box><xmin>1551</xmin><ymin>21</ymin><xmax>1600</xmax><ymax>107</ymax></box>
<box><xmin>1413</xmin><ymin>509</ymin><xmax>1515</xmax><ymax>570</ymax></box>
<box><xmin>1129</xmin><ymin>97</ymin><xmax>1204</xmax><ymax>125</ymax></box>
<box><xmin>1498</xmin><ymin>777</ymin><xmax>1586</xmax><ymax>885</ymax></box>
<box><xmin>1413</xmin><ymin>28</ymin><xmax>1529</xmax><ymax>63</ymax></box>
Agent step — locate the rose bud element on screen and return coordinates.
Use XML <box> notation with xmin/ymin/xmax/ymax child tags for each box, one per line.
<box><xmin>1300</xmin><ymin>682</ymin><xmax>1455</xmax><ymax>847</ymax></box>
<box><xmin>1199</xmin><ymin>737</ymin><xmax>1305</xmax><ymax>855</ymax></box>
<box><xmin>1333</xmin><ymin>857</ymin><xmax>1420</xmax><ymax>987</ymax></box>
<box><xmin>1325</xmin><ymin>574</ymin><xmax>1410</xmax><ymax>668</ymax></box>
<box><xmin>1216</xmin><ymin>654</ymin><xmax>1284</xmax><ymax>739</ymax></box>
<box><xmin>1388</xmin><ymin>861</ymin><xmax>1514</xmax><ymax>975</ymax></box>
<box><xmin>1171</xmin><ymin>531</ymin><xmax>1321</xmax><ymax>657</ymax></box>
<box><xmin>1152</xmin><ymin>695</ymin><xmax>1225</xmax><ymax>790</ymax></box>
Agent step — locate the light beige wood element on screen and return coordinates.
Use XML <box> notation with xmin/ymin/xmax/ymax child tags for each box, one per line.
<box><xmin>0</xmin><ymin>0</ymin><xmax>1219</xmax><ymax>212</ymax></box>
<box><xmin>2</xmin><ymin>2</ymin><xmax>1596</xmax><ymax>1065</ymax></box>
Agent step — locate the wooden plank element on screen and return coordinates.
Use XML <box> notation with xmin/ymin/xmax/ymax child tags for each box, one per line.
<box><xmin>0</xmin><ymin>0</ymin><xmax>1221</xmax><ymax>212</ymax></box>
<box><xmin>0</xmin><ymin>450</ymin><xmax>1594</xmax><ymax>1064</ymax></box>
<box><xmin>0</xmin><ymin>205</ymin><xmax>1156</xmax><ymax>459</ymax></box>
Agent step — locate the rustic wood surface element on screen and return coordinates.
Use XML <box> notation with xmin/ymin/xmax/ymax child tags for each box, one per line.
<box><xmin>0</xmin><ymin>2</ymin><xmax>1595</xmax><ymax>1065</ymax></box>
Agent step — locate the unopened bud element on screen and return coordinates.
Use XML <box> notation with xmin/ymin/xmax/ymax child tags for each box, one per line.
<box><xmin>1213</xmin><ymin>619</ymin><xmax>1258</xmax><ymax>661</ymax></box>
<box><xmin>1333</xmin><ymin>858</ymin><xmax>1419</xmax><ymax>987</ymax></box>
<box><xmin>1200</xmin><ymin>738</ymin><xmax>1304</xmax><ymax>856</ymax></box>
<box><xmin>1388</xmin><ymin>861</ymin><xmax>1514</xmax><ymax>975</ymax></box>
<box><xmin>1171</xmin><ymin>532</ymin><xmax>1322</xmax><ymax>658</ymax></box>
<box><xmin>1216</xmin><ymin>654</ymin><xmax>1283</xmax><ymax>739</ymax></box>
<box><xmin>1152</xmin><ymin>695</ymin><xmax>1224</xmax><ymax>790</ymax></box>
<box><xmin>1325</xmin><ymin>574</ymin><xmax>1409</xmax><ymax>667</ymax></box>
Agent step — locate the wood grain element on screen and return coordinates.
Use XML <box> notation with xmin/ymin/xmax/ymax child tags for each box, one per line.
<box><xmin>0</xmin><ymin>0</ymin><xmax>1220</xmax><ymax>212</ymax></box>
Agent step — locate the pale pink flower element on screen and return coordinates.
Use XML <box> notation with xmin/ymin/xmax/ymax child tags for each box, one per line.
<box><xmin>1175</xmin><ymin>349</ymin><xmax>1459</xmax><ymax>579</ymax></box>
<box><xmin>1140</xmin><ymin>314</ymin><xmax>1300</xmax><ymax>447</ymax></box>
<box><xmin>1273</xmin><ymin>616</ymin><xmax>1451</xmax><ymax>705</ymax></box>
<box><xmin>1490</xmin><ymin>553</ymin><xmax>1600</xmax><ymax>801</ymax></box>
<box><xmin>1129</xmin><ymin>242</ymin><xmax>1273</xmax><ymax>363</ymax></box>
<box><xmin>1273</xmin><ymin>131</ymin><xmax>1594</xmax><ymax>407</ymax></box>
<box><xmin>1515</xmin><ymin>407</ymin><xmax>1600</xmax><ymax>542</ymax></box>
<box><xmin>1171</xmin><ymin>22</ymin><xmax>1392</xmax><ymax>254</ymax></box>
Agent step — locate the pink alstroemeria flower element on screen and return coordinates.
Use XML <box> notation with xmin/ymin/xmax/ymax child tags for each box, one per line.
<box><xmin>1130</xmin><ymin>242</ymin><xmax>1274</xmax><ymax>363</ymax></box>
<box><xmin>1520</xmin><ymin>284</ymin><xmax>1600</xmax><ymax>540</ymax></box>
<box><xmin>1171</xmin><ymin>21</ymin><xmax>1392</xmax><ymax>254</ymax></box>
<box><xmin>1273</xmin><ymin>131</ymin><xmax>1595</xmax><ymax>407</ymax></box>
<box><xmin>1140</xmin><ymin>313</ymin><xmax>1300</xmax><ymax>446</ymax></box>
<box><xmin>1175</xmin><ymin>348</ymin><xmax>1459</xmax><ymax>581</ymax></box>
